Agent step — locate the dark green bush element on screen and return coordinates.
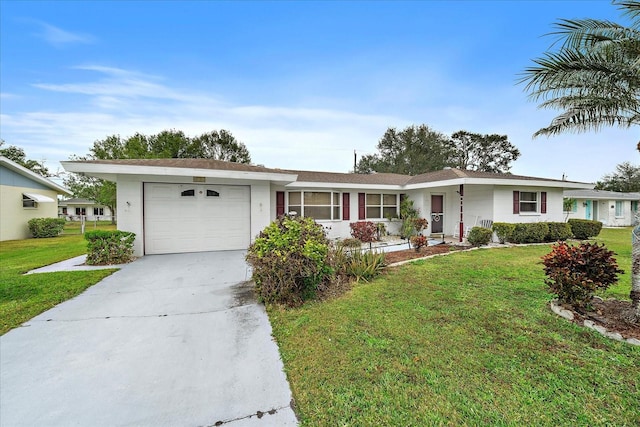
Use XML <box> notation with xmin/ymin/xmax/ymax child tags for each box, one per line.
<box><xmin>467</xmin><ymin>227</ymin><xmax>492</xmax><ymax>246</ymax></box>
<box><xmin>27</xmin><ymin>218</ymin><xmax>66</xmax><ymax>238</ymax></box>
<box><xmin>542</xmin><ymin>242</ymin><xmax>623</xmax><ymax>309</ymax></box>
<box><xmin>84</xmin><ymin>230</ymin><xmax>135</xmax><ymax>265</ymax></box>
<box><xmin>568</xmin><ymin>219</ymin><xmax>603</xmax><ymax>240</ymax></box>
<box><xmin>246</xmin><ymin>216</ymin><xmax>332</xmax><ymax>306</ymax></box>
<box><xmin>492</xmin><ymin>222</ymin><xmax>515</xmax><ymax>244</ymax></box>
<box><xmin>545</xmin><ymin>222</ymin><xmax>573</xmax><ymax>242</ymax></box>
<box><xmin>510</xmin><ymin>223</ymin><xmax>549</xmax><ymax>244</ymax></box>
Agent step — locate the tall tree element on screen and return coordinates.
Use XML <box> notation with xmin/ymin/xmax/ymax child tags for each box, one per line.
<box><xmin>595</xmin><ymin>162</ymin><xmax>640</xmax><ymax>192</ymax></box>
<box><xmin>449</xmin><ymin>131</ymin><xmax>521</xmax><ymax>173</ymax></box>
<box><xmin>355</xmin><ymin>125</ymin><xmax>453</xmax><ymax>175</ymax></box>
<box><xmin>520</xmin><ymin>0</ymin><xmax>640</xmax><ymax>319</ymax></box>
<box><xmin>64</xmin><ymin>129</ymin><xmax>252</xmax><ymax>224</ymax></box>
<box><xmin>0</xmin><ymin>140</ymin><xmax>50</xmax><ymax>177</ymax></box>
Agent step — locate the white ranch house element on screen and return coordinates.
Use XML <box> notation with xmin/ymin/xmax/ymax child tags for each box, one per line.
<box><xmin>62</xmin><ymin>159</ymin><xmax>592</xmax><ymax>257</ymax></box>
<box><xmin>58</xmin><ymin>198</ymin><xmax>114</xmax><ymax>221</ymax></box>
<box><xmin>564</xmin><ymin>189</ymin><xmax>640</xmax><ymax>227</ymax></box>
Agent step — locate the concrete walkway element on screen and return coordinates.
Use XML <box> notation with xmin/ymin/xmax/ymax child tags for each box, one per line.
<box><xmin>1</xmin><ymin>251</ymin><xmax>297</xmax><ymax>426</ymax></box>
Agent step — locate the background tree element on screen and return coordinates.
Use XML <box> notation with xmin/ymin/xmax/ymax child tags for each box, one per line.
<box><xmin>448</xmin><ymin>131</ymin><xmax>521</xmax><ymax>173</ymax></box>
<box><xmin>520</xmin><ymin>0</ymin><xmax>640</xmax><ymax>319</ymax></box>
<box><xmin>355</xmin><ymin>125</ymin><xmax>453</xmax><ymax>175</ymax></box>
<box><xmin>0</xmin><ymin>140</ymin><xmax>50</xmax><ymax>177</ymax></box>
<box><xmin>595</xmin><ymin>162</ymin><xmax>640</xmax><ymax>192</ymax></box>
<box><xmin>64</xmin><ymin>129</ymin><xmax>252</xmax><ymax>224</ymax></box>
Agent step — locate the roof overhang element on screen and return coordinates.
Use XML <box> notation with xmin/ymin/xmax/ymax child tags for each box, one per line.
<box><xmin>61</xmin><ymin>161</ymin><xmax>298</xmax><ymax>185</ymax></box>
<box><xmin>285</xmin><ymin>181</ymin><xmax>404</xmax><ymax>191</ymax></box>
<box><xmin>23</xmin><ymin>192</ymin><xmax>56</xmax><ymax>203</ymax></box>
<box><xmin>405</xmin><ymin>177</ymin><xmax>593</xmax><ymax>191</ymax></box>
<box><xmin>1</xmin><ymin>156</ymin><xmax>72</xmax><ymax>195</ymax></box>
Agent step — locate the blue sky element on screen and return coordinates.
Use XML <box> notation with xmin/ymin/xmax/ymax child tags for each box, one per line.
<box><xmin>1</xmin><ymin>1</ymin><xmax>636</xmax><ymax>183</ymax></box>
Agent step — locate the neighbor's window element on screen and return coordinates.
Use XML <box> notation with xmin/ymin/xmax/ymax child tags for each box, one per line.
<box><xmin>93</xmin><ymin>207</ymin><xmax>104</xmax><ymax>216</ymax></box>
<box><xmin>75</xmin><ymin>207</ymin><xmax>87</xmax><ymax>216</ymax></box>
<box><xmin>366</xmin><ymin>193</ymin><xmax>398</xmax><ymax>219</ymax></box>
<box><xmin>615</xmin><ymin>201</ymin><xmax>624</xmax><ymax>217</ymax></box>
<box><xmin>22</xmin><ymin>195</ymin><xmax>37</xmax><ymax>208</ymax></box>
<box><xmin>287</xmin><ymin>191</ymin><xmax>341</xmax><ymax>220</ymax></box>
<box><xmin>519</xmin><ymin>192</ymin><xmax>538</xmax><ymax>213</ymax></box>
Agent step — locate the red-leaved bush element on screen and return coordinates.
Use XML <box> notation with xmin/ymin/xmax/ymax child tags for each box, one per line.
<box><xmin>541</xmin><ymin>242</ymin><xmax>624</xmax><ymax>309</ymax></box>
<box><xmin>350</xmin><ymin>221</ymin><xmax>378</xmax><ymax>244</ymax></box>
<box><xmin>410</xmin><ymin>235</ymin><xmax>428</xmax><ymax>252</ymax></box>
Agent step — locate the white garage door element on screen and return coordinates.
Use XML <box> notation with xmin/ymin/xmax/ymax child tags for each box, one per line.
<box><xmin>144</xmin><ymin>183</ymin><xmax>251</xmax><ymax>254</ymax></box>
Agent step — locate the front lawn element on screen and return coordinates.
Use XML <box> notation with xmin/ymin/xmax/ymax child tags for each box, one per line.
<box><xmin>269</xmin><ymin>227</ymin><xmax>639</xmax><ymax>426</ymax></box>
<box><xmin>0</xmin><ymin>231</ymin><xmax>116</xmax><ymax>335</ymax></box>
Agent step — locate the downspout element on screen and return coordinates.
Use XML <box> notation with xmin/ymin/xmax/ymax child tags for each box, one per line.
<box><xmin>459</xmin><ymin>184</ymin><xmax>464</xmax><ymax>243</ymax></box>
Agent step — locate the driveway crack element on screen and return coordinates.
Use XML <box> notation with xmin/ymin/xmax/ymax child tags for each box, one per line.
<box><xmin>208</xmin><ymin>404</ymin><xmax>293</xmax><ymax>426</ymax></box>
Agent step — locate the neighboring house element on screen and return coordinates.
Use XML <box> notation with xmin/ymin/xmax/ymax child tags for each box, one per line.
<box><xmin>564</xmin><ymin>189</ymin><xmax>640</xmax><ymax>227</ymax></box>
<box><xmin>58</xmin><ymin>198</ymin><xmax>114</xmax><ymax>221</ymax></box>
<box><xmin>61</xmin><ymin>159</ymin><xmax>592</xmax><ymax>257</ymax></box>
<box><xmin>0</xmin><ymin>156</ymin><xmax>72</xmax><ymax>241</ymax></box>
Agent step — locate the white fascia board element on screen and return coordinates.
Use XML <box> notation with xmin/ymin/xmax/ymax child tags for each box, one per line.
<box><xmin>285</xmin><ymin>181</ymin><xmax>404</xmax><ymax>191</ymax></box>
<box><xmin>404</xmin><ymin>177</ymin><xmax>593</xmax><ymax>191</ymax></box>
<box><xmin>1</xmin><ymin>156</ymin><xmax>72</xmax><ymax>195</ymax></box>
<box><xmin>60</xmin><ymin>162</ymin><xmax>297</xmax><ymax>184</ymax></box>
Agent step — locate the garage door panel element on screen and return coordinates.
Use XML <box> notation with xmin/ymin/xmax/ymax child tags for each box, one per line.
<box><xmin>144</xmin><ymin>183</ymin><xmax>250</xmax><ymax>254</ymax></box>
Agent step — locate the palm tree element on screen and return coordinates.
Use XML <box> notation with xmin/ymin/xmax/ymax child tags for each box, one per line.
<box><xmin>520</xmin><ymin>0</ymin><xmax>640</xmax><ymax>320</ymax></box>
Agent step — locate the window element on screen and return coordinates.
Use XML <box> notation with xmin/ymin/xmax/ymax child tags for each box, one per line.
<box><xmin>615</xmin><ymin>201</ymin><xmax>624</xmax><ymax>217</ymax></box>
<box><xmin>75</xmin><ymin>207</ymin><xmax>86</xmax><ymax>216</ymax></box>
<box><xmin>632</xmin><ymin>201</ymin><xmax>639</xmax><ymax>213</ymax></box>
<box><xmin>22</xmin><ymin>195</ymin><xmax>37</xmax><ymax>208</ymax></box>
<box><xmin>366</xmin><ymin>193</ymin><xmax>398</xmax><ymax>219</ymax></box>
<box><xmin>93</xmin><ymin>207</ymin><xmax>104</xmax><ymax>216</ymax></box>
<box><xmin>287</xmin><ymin>191</ymin><xmax>341</xmax><ymax>220</ymax></box>
<box><xmin>206</xmin><ymin>190</ymin><xmax>220</xmax><ymax>197</ymax></box>
<box><xmin>181</xmin><ymin>189</ymin><xmax>195</xmax><ymax>197</ymax></box>
<box><xmin>519</xmin><ymin>192</ymin><xmax>538</xmax><ymax>212</ymax></box>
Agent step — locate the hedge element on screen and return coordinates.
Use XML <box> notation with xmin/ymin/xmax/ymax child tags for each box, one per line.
<box><xmin>84</xmin><ymin>230</ymin><xmax>136</xmax><ymax>265</ymax></box>
<box><xmin>28</xmin><ymin>218</ymin><xmax>66</xmax><ymax>238</ymax></box>
<box><xmin>568</xmin><ymin>219</ymin><xmax>603</xmax><ymax>240</ymax></box>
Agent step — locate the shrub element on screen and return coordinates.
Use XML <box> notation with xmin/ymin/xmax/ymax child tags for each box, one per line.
<box><xmin>542</xmin><ymin>242</ymin><xmax>624</xmax><ymax>309</ymax></box>
<box><xmin>568</xmin><ymin>219</ymin><xmax>603</xmax><ymax>240</ymax></box>
<box><xmin>410</xmin><ymin>235</ymin><xmax>428</xmax><ymax>252</ymax></box>
<box><xmin>413</xmin><ymin>218</ymin><xmax>429</xmax><ymax>234</ymax></box>
<box><xmin>337</xmin><ymin>248</ymin><xmax>386</xmax><ymax>282</ymax></box>
<box><xmin>400</xmin><ymin>198</ymin><xmax>420</xmax><ymax>239</ymax></box>
<box><xmin>545</xmin><ymin>222</ymin><xmax>573</xmax><ymax>242</ymax></box>
<box><xmin>28</xmin><ymin>218</ymin><xmax>66</xmax><ymax>238</ymax></box>
<box><xmin>350</xmin><ymin>221</ymin><xmax>378</xmax><ymax>245</ymax></box>
<box><xmin>492</xmin><ymin>222</ymin><xmax>515</xmax><ymax>244</ymax></box>
<box><xmin>467</xmin><ymin>227</ymin><xmax>492</xmax><ymax>246</ymax></box>
<box><xmin>84</xmin><ymin>230</ymin><xmax>135</xmax><ymax>265</ymax></box>
<box><xmin>246</xmin><ymin>216</ymin><xmax>332</xmax><ymax>306</ymax></box>
<box><xmin>375</xmin><ymin>222</ymin><xmax>387</xmax><ymax>240</ymax></box>
<box><xmin>510</xmin><ymin>223</ymin><xmax>549</xmax><ymax>244</ymax></box>
<box><xmin>340</xmin><ymin>238</ymin><xmax>362</xmax><ymax>248</ymax></box>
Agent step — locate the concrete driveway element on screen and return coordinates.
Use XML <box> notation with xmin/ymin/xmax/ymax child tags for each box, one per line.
<box><xmin>0</xmin><ymin>251</ymin><xmax>297</xmax><ymax>426</ymax></box>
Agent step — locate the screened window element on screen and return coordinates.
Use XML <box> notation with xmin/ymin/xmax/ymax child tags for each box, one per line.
<box><xmin>287</xmin><ymin>191</ymin><xmax>341</xmax><ymax>220</ymax></box>
<box><xmin>366</xmin><ymin>193</ymin><xmax>398</xmax><ymax>219</ymax></box>
<box><xmin>93</xmin><ymin>207</ymin><xmax>104</xmax><ymax>216</ymax></box>
<box><xmin>615</xmin><ymin>201</ymin><xmax>624</xmax><ymax>217</ymax></box>
<box><xmin>519</xmin><ymin>192</ymin><xmax>538</xmax><ymax>213</ymax></box>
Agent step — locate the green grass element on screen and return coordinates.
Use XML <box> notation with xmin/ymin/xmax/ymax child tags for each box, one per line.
<box><xmin>0</xmin><ymin>226</ymin><xmax>117</xmax><ymax>335</ymax></box>
<box><xmin>269</xmin><ymin>227</ymin><xmax>639</xmax><ymax>426</ymax></box>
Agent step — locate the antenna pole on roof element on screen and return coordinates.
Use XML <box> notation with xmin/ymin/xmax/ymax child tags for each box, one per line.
<box><xmin>353</xmin><ymin>150</ymin><xmax>357</xmax><ymax>173</ymax></box>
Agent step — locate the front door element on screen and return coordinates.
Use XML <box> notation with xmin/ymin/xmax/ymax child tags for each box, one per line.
<box><xmin>431</xmin><ymin>195</ymin><xmax>444</xmax><ymax>233</ymax></box>
<box><xmin>585</xmin><ymin>200</ymin><xmax>592</xmax><ymax>220</ymax></box>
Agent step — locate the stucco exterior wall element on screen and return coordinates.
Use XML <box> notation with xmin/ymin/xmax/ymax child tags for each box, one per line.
<box><xmin>493</xmin><ymin>186</ymin><xmax>565</xmax><ymax>223</ymax></box>
<box><xmin>0</xmin><ymin>185</ymin><xmax>60</xmax><ymax>241</ymax></box>
<box><xmin>566</xmin><ymin>198</ymin><xmax>637</xmax><ymax>226</ymax></box>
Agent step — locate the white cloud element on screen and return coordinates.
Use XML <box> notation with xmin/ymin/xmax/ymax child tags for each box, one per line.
<box><xmin>35</xmin><ymin>22</ymin><xmax>95</xmax><ymax>47</ymax></box>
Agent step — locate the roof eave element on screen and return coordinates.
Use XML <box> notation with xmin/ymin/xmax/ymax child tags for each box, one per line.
<box><xmin>1</xmin><ymin>156</ymin><xmax>72</xmax><ymax>195</ymax></box>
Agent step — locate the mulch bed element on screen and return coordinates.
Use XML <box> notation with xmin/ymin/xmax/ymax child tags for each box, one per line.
<box><xmin>384</xmin><ymin>244</ymin><xmax>468</xmax><ymax>264</ymax></box>
<box><xmin>561</xmin><ymin>299</ymin><xmax>640</xmax><ymax>341</ymax></box>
